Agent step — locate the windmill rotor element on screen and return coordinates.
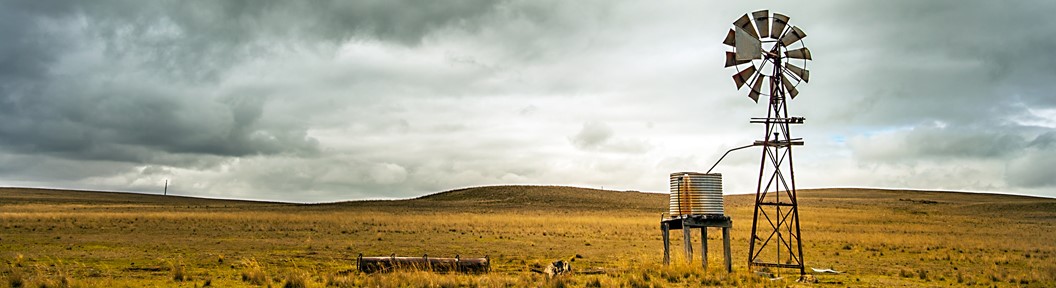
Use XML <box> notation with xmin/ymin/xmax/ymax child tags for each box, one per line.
<box><xmin>723</xmin><ymin>10</ymin><xmax>811</xmax><ymax>102</ymax></box>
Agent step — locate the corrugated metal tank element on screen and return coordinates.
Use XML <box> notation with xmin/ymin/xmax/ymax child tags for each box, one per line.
<box><xmin>668</xmin><ymin>172</ymin><xmax>724</xmax><ymax>217</ymax></box>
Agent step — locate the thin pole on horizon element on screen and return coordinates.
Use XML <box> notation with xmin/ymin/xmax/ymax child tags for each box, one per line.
<box><xmin>164</xmin><ymin>179</ymin><xmax>168</xmax><ymax>196</ymax></box>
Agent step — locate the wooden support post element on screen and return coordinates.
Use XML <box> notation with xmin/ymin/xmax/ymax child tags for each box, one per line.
<box><xmin>701</xmin><ymin>228</ymin><xmax>708</xmax><ymax>269</ymax></box>
<box><xmin>662</xmin><ymin>222</ymin><xmax>671</xmax><ymax>265</ymax></box>
<box><xmin>722</xmin><ymin>226</ymin><xmax>732</xmax><ymax>273</ymax></box>
<box><xmin>683</xmin><ymin>225</ymin><xmax>693</xmax><ymax>263</ymax></box>
<box><xmin>661</xmin><ymin>216</ymin><xmax>732</xmax><ymax>271</ymax></box>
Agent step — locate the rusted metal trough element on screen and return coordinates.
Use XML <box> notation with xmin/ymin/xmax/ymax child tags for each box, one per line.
<box><xmin>357</xmin><ymin>254</ymin><xmax>490</xmax><ymax>273</ymax></box>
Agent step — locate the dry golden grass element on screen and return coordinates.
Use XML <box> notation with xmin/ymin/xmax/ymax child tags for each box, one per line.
<box><xmin>0</xmin><ymin>186</ymin><xmax>1053</xmax><ymax>287</ymax></box>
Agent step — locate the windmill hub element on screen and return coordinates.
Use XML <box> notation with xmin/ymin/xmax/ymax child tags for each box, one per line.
<box><xmin>724</xmin><ymin>11</ymin><xmax>811</xmax><ymax>103</ymax></box>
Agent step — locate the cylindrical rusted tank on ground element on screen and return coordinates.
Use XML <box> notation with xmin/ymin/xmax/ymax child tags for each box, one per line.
<box><xmin>357</xmin><ymin>254</ymin><xmax>490</xmax><ymax>273</ymax></box>
<box><xmin>668</xmin><ymin>172</ymin><xmax>724</xmax><ymax>217</ymax></box>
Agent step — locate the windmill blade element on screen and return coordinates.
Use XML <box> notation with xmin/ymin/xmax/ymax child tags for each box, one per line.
<box><xmin>733</xmin><ymin>66</ymin><xmax>758</xmax><ymax>89</ymax></box>
<box><xmin>735</xmin><ymin>26</ymin><xmax>762</xmax><ymax>60</ymax></box>
<box><xmin>785</xmin><ymin>63</ymin><xmax>809</xmax><ymax>83</ymax></box>
<box><xmin>748</xmin><ymin>75</ymin><xmax>766</xmax><ymax>102</ymax></box>
<box><xmin>780</xmin><ymin>26</ymin><xmax>807</xmax><ymax>47</ymax></box>
<box><xmin>785</xmin><ymin>47</ymin><xmax>812</xmax><ymax>60</ymax></box>
<box><xmin>723</xmin><ymin>29</ymin><xmax>736</xmax><ymax>47</ymax></box>
<box><xmin>771</xmin><ymin>13</ymin><xmax>789</xmax><ymax>40</ymax></box>
<box><xmin>733</xmin><ymin>14</ymin><xmax>760</xmax><ymax>40</ymax></box>
<box><xmin>753</xmin><ymin>10</ymin><xmax>770</xmax><ymax>39</ymax></box>
<box><xmin>781</xmin><ymin>74</ymin><xmax>800</xmax><ymax>99</ymax></box>
<box><xmin>725</xmin><ymin>52</ymin><xmax>752</xmax><ymax>67</ymax></box>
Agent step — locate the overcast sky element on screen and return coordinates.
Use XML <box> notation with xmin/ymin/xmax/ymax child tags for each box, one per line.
<box><xmin>2</xmin><ymin>0</ymin><xmax>1055</xmax><ymax>202</ymax></box>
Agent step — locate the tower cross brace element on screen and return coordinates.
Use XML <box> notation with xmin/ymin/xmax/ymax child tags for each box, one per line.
<box><xmin>746</xmin><ymin>55</ymin><xmax>806</xmax><ymax>277</ymax></box>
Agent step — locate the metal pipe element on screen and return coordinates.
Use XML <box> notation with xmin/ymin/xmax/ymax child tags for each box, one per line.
<box><xmin>705</xmin><ymin>143</ymin><xmax>759</xmax><ymax>174</ymax></box>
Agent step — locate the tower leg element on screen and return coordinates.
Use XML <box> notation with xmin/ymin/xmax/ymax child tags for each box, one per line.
<box><xmin>662</xmin><ymin>222</ymin><xmax>671</xmax><ymax>265</ymax></box>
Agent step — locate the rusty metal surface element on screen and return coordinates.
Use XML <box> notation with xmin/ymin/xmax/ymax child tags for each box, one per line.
<box><xmin>770</xmin><ymin>13</ymin><xmax>789</xmax><ymax>41</ymax></box>
<box><xmin>785</xmin><ymin>47</ymin><xmax>812</xmax><ymax>60</ymax></box>
<box><xmin>781</xmin><ymin>74</ymin><xmax>799</xmax><ymax>99</ymax></box>
<box><xmin>723</xmin><ymin>29</ymin><xmax>736</xmax><ymax>47</ymax></box>
<box><xmin>668</xmin><ymin>172</ymin><xmax>724</xmax><ymax>217</ymax></box>
<box><xmin>749</xmin><ymin>75</ymin><xmax>766</xmax><ymax>102</ymax></box>
<box><xmin>779</xmin><ymin>26</ymin><xmax>807</xmax><ymax>47</ymax></box>
<box><xmin>733</xmin><ymin>14</ymin><xmax>759</xmax><ymax>39</ymax></box>
<box><xmin>753</xmin><ymin>10</ymin><xmax>770</xmax><ymax>39</ymax></box>
<box><xmin>357</xmin><ymin>255</ymin><xmax>490</xmax><ymax>274</ymax></box>
<box><xmin>725</xmin><ymin>51</ymin><xmax>751</xmax><ymax>67</ymax></box>
<box><xmin>735</xmin><ymin>26</ymin><xmax>762</xmax><ymax>60</ymax></box>
<box><xmin>785</xmin><ymin>63</ymin><xmax>809</xmax><ymax>83</ymax></box>
<box><xmin>732</xmin><ymin>66</ymin><xmax>757</xmax><ymax>88</ymax></box>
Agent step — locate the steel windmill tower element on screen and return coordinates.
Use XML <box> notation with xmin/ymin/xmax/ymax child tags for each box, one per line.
<box><xmin>723</xmin><ymin>10</ymin><xmax>812</xmax><ymax>277</ymax></box>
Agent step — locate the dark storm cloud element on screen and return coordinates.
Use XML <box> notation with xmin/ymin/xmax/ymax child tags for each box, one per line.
<box><xmin>840</xmin><ymin>122</ymin><xmax>1056</xmax><ymax>190</ymax></box>
<box><xmin>0</xmin><ymin>73</ymin><xmax>321</xmax><ymax>161</ymax></box>
<box><xmin>0</xmin><ymin>7</ymin><xmax>58</xmax><ymax>83</ymax></box>
<box><xmin>850</xmin><ymin>124</ymin><xmax>1031</xmax><ymax>162</ymax></box>
<box><xmin>0</xmin><ymin>0</ymin><xmax>498</xmax><ymax>162</ymax></box>
<box><xmin>0</xmin><ymin>0</ymin><xmax>583</xmax><ymax>201</ymax></box>
<box><xmin>780</xmin><ymin>0</ymin><xmax>1056</xmax><ymax>193</ymax></box>
<box><xmin>814</xmin><ymin>0</ymin><xmax>1056</xmax><ymax>127</ymax></box>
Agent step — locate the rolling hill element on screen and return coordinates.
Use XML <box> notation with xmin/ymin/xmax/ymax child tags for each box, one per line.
<box><xmin>0</xmin><ymin>187</ymin><xmax>279</xmax><ymax>206</ymax></box>
<box><xmin>1</xmin><ymin>185</ymin><xmax>1053</xmax><ymax>287</ymax></box>
<box><xmin>5</xmin><ymin>185</ymin><xmax>1050</xmax><ymax>214</ymax></box>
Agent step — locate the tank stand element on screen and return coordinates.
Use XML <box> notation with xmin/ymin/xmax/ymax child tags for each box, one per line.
<box><xmin>661</xmin><ymin>215</ymin><xmax>732</xmax><ymax>272</ymax></box>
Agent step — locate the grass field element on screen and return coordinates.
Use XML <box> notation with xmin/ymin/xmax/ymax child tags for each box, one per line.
<box><xmin>1</xmin><ymin>186</ymin><xmax>1054</xmax><ymax>287</ymax></box>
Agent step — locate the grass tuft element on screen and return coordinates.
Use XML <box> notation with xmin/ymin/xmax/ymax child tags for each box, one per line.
<box><xmin>899</xmin><ymin>268</ymin><xmax>914</xmax><ymax>278</ymax></box>
<box><xmin>7</xmin><ymin>268</ymin><xmax>25</xmax><ymax>288</ymax></box>
<box><xmin>240</xmin><ymin>259</ymin><xmax>269</xmax><ymax>286</ymax></box>
<box><xmin>282</xmin><ymin>270</ymin><xmax>309</xmax><ymax>288</ymax></box>
<box><xmin>325</xmin><ymin>274</ymin><xmax>356</xmax><ymax>287</ymax></box>
<box><xmin>585</xmin><ymin>277</ymin><xmax>602</xmax><ymax>288</ymax></box>
<box><xmin>171</xmin><ymin>264</ymin><xmax>186</xmax><ymax>282</ymax></box>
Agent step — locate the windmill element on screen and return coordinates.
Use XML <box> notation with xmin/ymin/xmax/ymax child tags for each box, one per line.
<box><xmin>723</xmin><ymin>10</ymin><xmax>811</xmax><ymax>277</ymax></box>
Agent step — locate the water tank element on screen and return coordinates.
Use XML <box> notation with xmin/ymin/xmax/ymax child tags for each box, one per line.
<box><xmin>668</xmin><ymin>172</ymin><xmax>724</xmax><ymax>217</ymax></box>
